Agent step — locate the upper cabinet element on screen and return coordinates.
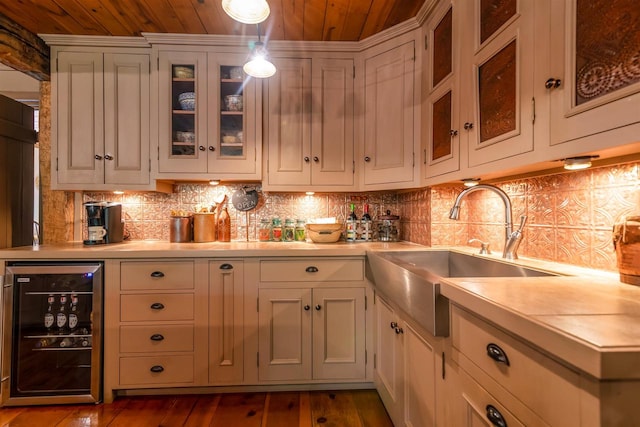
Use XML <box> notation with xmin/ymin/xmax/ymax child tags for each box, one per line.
<box><xmin>546</xmin><ymin>0</ymin><xmax>640</xmax><ymax>152</ymax></box>
<box><xmin>459</xmin><ymin>0</ymin><xmax>535</xmax><ymax>168</ymax></box>
<box><xmin>155</xmin><ymin>49</ymin><xmax>261</xmax><ymax>180</ymax></box>
<box><xmin>53</xmin><ymin>49</ymin><xmax>152</xmax><ymax>190</ymax></box>
<box><xmin>362</xmin><ymin>34</ymin><xmax>420</xmax><ymax>190</ymax></box>
<box><xmin>263</xmin><ymin>55</ymin><xmax>355</xmax><ymax>192</ymax></box>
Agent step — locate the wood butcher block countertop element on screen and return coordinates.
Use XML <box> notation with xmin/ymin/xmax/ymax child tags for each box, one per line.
<box><xmin>1</xmin><ymin>241</ymin><xmax>639</xmax><ymax>381</ymax></box>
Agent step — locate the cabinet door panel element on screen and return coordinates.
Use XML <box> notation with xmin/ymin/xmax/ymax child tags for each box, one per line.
<box><xmin>209</xmin><ymin>260</ymin><xmax>244</xmax><ymax>383</ymax></box>
<box><xmin>311</xmin><ymin>58</ymin><xmax>354</xmax><ymax>186</ymax></box>
<box><xmin>258</xmin><ymin>288</ymin><xmax>311</xmax><ymax>381</ymax></box>
<box><xmin>364</xmin><ymin>41</ymin><xmax>415</xmax><ymax>185</ymax></box>
<box><xmin>266</xmin><ymin>58</ymin><xmax>312</xmax><ymax>186</ymax></box>
<box><xmin>404</xmin><ymin>323</ymin><xmax>436</xmax><ymax>427</ymax></box>
<box><xmin>375</xmin><ymin>295</ymin><xmax>403</xmax><ymax>425</ymax></box>
<box><xmin>56</xmin><ymin>51</ymin><xmax>104</xmax><ymax>185</ymax></box>
<box><xmin>312</xmin><ymin>287</ymin><xmax>365</xmax><ymax>380</ymax></box>
<box><xmin>104</xmin><ymin>53</ymin><xmax>150</xmax><ymax>185</ymax></box>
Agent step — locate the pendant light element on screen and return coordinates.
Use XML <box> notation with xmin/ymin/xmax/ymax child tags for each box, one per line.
<box><xmin>243</xmin><ymin>24</ymin><xmax>276</xmax><ymax>78</ymax></box>
<box><xmin>222</xmin><ymin>0</ymin><xmax>270</xmax><ymax>24</ymax></box>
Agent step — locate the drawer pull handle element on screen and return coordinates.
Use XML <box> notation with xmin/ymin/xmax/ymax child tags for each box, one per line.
<box><xmin>220</xmin><ymin>263</ymin><xmax>233</xmax><ymax>270</ymax></box>
<box><xmin>304</xmin><ymin>305</ymin><xmax>311</xmax><ymax>311</ymax></box>
<box><xmin>150</xmin><ymin>365</ymin><xmax>164</xmax><ymax>373</ymax></box>
<box><xmin>150</xmin><ymin>302</ymin><xmax>165</xmax><ymax>310</ymax></box>
<box><xmin>487</xmin><ymin>343</ymin><xmax>510</xmax><ymax>366</ymax></box>
<box><xmin>305</xmin><ymin>266</ymin><xmax>319</xmax><ymax>273</ymax></box>
<box><xmin>486</xmin><ymin>404</ymin><xmax>507</xmax><ymax>427</ymax></box>
<box><xmin>390</xmin><ymin>321</ymin><xmax>397</xmax><ymax>329</ymax></box>
<box><xmin>150</xmin><ymin>271</ymin><xmax>165</xmax><ymax>278</ymax></box>
<box><xmin>150</xmin><ymin>334</ymin><xmax>165</xmax><ymax>341</ymax></box>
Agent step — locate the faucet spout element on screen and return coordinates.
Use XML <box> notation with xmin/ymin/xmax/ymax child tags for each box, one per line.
<box><xmin>448</xmin><ymin>184</ymin><xmax>525</xmax><ymax>259</ymax></box>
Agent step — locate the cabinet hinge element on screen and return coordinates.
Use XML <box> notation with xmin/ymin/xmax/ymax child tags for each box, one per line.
<box><xmin>148</xmin><ymin>158</ymin><xmax>151</xmax><ymax>172</ymax></box>
<box><xmin>365</xmin><ymin>349</ymin><xmax>367</xmax><ymax>365</ymax></box>
<box><xmin>157</xmin><ymin>57</ymin><xmax>159</xmax><ymax>71</ymax></box>
<box><xmin>353</xmin><ymin>65</ymin><xmax>355</xmax><ymax>79</ymax></box>
<box><xmin>364</xmin><ymin>295</ymin><xmax>367</xmax><ymax>311</ymax></box>
<box><xmin>157</xmin><ymin>146</ymin><xmax>160</xmax><ymax>160</ymax></box>
<box><xmin>413</xmin><ymin>46</ymin><xmax>416</xmax><ymax>61</ymax></box>
<box><xmin>56</xmin><ymin>157</ymin><xmax>59</xmax><ymax>171</ymax></box>
<box><xmin>424</xmin><ymin>35</ymin><xmax>428</xmax><ymax>50</ymax></box>
<box><xmin>257</xmin><ymin>352</ymin><xmax>259</xmax><ymax>367</ymax></box>
<box><xmin>412</xmin><ymin>152</ymin><xmax>415</xmax><ymax>167</ymax></box>
<box><xmin>531</xmin><ymin>97</ymin><xmax>536</xmax><ymax>124</ymax></box>
<box><xmin>257</xmin><ymin>297</ymin><xmax>259</xmax><ymax>312</ymax></box>
<box><xmin>373</xmin><ymin>353</ymin><xmax>377</xmax><ymax>369</ymax></box>
<box><xmin>352</xmin><ymin>160</ymin><xmax>355</xmax><ymax>174</ymax></box>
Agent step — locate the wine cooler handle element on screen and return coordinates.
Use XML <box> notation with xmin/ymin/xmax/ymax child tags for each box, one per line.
<box><xmin>150</xmin><ymin>302</ymin><xmax>165</xmax><ymax>310</ymax></box>
<box><xmin>150</xmin><ymin>271</ymin><xmax>165</xmax><ymax>278</ymax></box>
<box><xmin>150</xmin><ymin>365</ymin><xmax>165</xmax><ymax>373</ymax></box>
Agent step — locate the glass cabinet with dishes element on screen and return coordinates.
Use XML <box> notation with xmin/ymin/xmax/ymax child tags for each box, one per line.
<box><xmin>156</xmin><ymin>50</ymin><xmax>261</xmax><ymax>179</ymax></box>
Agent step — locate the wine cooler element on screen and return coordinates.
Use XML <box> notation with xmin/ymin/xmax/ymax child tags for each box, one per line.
<box><xmin>2</xmin><ymin>262</ymin><xmax>103</xmax><ymax>405</ymax></box>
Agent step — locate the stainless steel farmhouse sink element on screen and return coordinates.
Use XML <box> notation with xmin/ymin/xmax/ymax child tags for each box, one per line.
<box><xmin>365</xmin><ymin>250</ymin><xmax>559</xmax><ymax>337</ymax></box>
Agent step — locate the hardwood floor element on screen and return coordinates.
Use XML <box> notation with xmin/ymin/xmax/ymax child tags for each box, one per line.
<box><xmin>0</xmin><ymin>390</ymin><xmax>394</xmax><ymax>426</ymax></box>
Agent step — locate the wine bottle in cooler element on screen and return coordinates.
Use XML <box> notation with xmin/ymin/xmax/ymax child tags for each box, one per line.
<box><xmin>56</xmin><ymin>295</ymin><xmax>68</xmax><ymax>333</ymax></box>
<box><xmin>346</xmin><ymin>203</ymin><xmax>358</xmax><ymax>242</ymax></box>
<box><xmin>44</xmin><ymin>294</ymin><xmax>55</xmax><ymax>332</ymax></box>
<box><xmin>68</xmin><ymin>294</ymin><xmax>79</xmax><ymax>332</ymax></box>
<box><xmin>359</xmin><ymin>204</ymin><xmax>372</xmax><ymax>241</ymax></box>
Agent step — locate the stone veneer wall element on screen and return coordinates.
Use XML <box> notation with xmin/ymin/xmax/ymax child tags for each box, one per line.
<box><xmin>84</xmin><ymin>160</ymin><xmax>639</xmax><ymax>273</ymax></box>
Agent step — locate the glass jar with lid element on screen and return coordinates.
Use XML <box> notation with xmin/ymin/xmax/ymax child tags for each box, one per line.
<box><xmin>283</xmin><ymin>218</ymin><xmax>295</xmax><ymax>242</ymax></box>
<box><xmin>295</xmin><ymin>219</ymin><xmax>306</xmax><ymax>242</ymax></box>
<box><xmin>258</xmin><ymin>218</ymin><xmax>271</xmax><ymax>242</ymax></box>
<box><xmin>271</xmin><ymin>217</ymin><xmax>282</xmax><ymax>242</ymax></box>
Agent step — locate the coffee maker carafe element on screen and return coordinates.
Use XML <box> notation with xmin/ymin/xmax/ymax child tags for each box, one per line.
<box><xmin>84</xmin><ymin>202</ymin><xmax>124</xmax><ymax>245</ymax></box>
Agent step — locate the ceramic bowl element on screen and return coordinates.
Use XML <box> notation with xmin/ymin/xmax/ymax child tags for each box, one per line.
<box><xmin>176</xmin><ymin>131</ymin><xmax>195</xmax><ymax>142</ymax></box>
<box><xmin>173</xmin><ymin>66</ymin><xmax>194</xmax><ymax>79</ymax></box>
<box><xmin>224</xmin><ymin>95</ymin><xmax>243</xmax><ymax>111</ymax></box>
<box><xmin>178</xmin><ymin>92</ymin><xmax>196</xmax><ymax>110</ymax></box>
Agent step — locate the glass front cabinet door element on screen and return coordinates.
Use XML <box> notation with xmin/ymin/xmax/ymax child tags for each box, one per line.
<box><xmin>157</xmin><ymin>50</ymin><xmax>260</xmax><ymax>179</ymax></box>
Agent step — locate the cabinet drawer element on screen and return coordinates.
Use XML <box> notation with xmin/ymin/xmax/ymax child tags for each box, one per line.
<box><xmin>451</xmin><ymin>305</ymin><xmax>580</xmax><ymax>426</ymax></box>
<box><xmin>259</xmin><ymin>259</ymin><xmax>364</xmax><ymax>282</ymax></box>
<box><xmin>120</xmin><ymin>325</ymin><xmax>194</xmax><ymax>353</ymax></box>
<box><xmin>120</xmin><ymin>294</ymin><xmax>194</xmax><ymax>322</ymax></box>
<box><xmin>119</xmin><ymin>355</ymin><xmax>194</xmax><ymax>385</ymax></box>
<box><xmin>121</xmin><ymin>261</ymin><xmax>194</xmax><ymax>290</ymax></box>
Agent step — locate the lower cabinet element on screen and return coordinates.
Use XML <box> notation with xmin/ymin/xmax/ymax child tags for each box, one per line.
<box><xmin>257</xmin><ymin>286</ymin><xmax>366</xmax><ymax>382</ymax></box>
<box><xmin>375</xmin><ymin>293</ymin><xmax>443</xmax><ymax>427</ymax></box>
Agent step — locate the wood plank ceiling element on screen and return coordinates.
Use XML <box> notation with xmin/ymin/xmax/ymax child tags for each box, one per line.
<box><xmin>0</xmin><ymin>0</ymin><xmax>426</xmax><ymax>42</ymax></box>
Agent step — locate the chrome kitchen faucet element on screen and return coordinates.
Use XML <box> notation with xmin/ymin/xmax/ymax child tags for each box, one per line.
<box><xmin>449</xmin><ymin>184</ymin><xmax>526</xmax><ymax>259</ymax></box>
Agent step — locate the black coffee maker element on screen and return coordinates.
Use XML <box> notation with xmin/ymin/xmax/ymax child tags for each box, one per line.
<box><xmin>84</xmin><ymin>202</ymin><xmax>124</xmax><ymax>245</ymax></box>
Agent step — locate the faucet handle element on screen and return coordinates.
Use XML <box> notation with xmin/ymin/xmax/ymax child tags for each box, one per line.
<box><xmin>516</xmin><ymin>215</ymin><xmax>527</xmax><ymax>231</ymax></box>
<box><xmin>468</xmin><ymin>238</ymin><xmax>491</xmax><ymax>255</ymax></box>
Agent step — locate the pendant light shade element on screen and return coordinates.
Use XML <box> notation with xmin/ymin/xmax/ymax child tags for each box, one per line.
<box><xmin>222</xmin><ymin>0</ymin><xmax>270</xmax><ymax>24</ymax></box>
<box><xmin>243</xmin><ymin>41</ymin><xmax>276</xmax><ymax>78</ymax></box>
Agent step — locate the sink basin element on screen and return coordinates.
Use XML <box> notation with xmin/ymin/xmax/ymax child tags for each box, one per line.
<box><xmin>365</xmin><ymin>250</ymin><xmax>559</xmax><ymax>337</ymax></box>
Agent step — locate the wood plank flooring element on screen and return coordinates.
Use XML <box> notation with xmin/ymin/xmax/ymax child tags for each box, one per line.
<box><xmin>0</xmin><ymin>390</ymin><xmax>394</xmax><ymax>427</ymax></box>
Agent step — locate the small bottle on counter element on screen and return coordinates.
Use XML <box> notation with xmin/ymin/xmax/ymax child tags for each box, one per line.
<box><xmin>295</xmin><ymin>219</ymin><xmax>306</xmax><ymax>242</ymax></box>
<box><xmin>217</xmin><ymin>207</ymin><xmax>231</xmax><ymax>242</ymax></box>
<box><xmin>346</xmin><ymin>203</ymin><xmax>358</xmax><ymax>242</ymax></box>
<box><xmin>259</xmin><ymin>218</ymin><xmax>272</xmax><ymax>242</ymax></box>
<box><xmin>283</xmin><ymin>218</ymin><xmax>295</xmax><ymax>242</ymax></box>
<box><xmin>271</xmin><ymin>217</ymin><xmax>282</xmax><ymax>242</ymax></box>
<box><xmin>359</xmin><ymin>204</ymin><xmax>372</xmax><ymax>241</ymax></box>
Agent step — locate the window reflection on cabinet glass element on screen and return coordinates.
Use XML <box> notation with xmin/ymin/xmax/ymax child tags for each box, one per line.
<box><xmin>575</xmin><ymin>0</ymin><xmax>640</xmax><ymax>105</ymax></box>
<box><xmin>478</xmin><ymin>40</ymin><xmax>516</xmax><ymax>143</ymax></box>
<box><xmin>171</xmin><ymin>64</ymin><xmax>196</xmax><ymax>157</ymax></box>
<box><xmin>219</xmin><ymin>65</ymin><xmax>245</xmax><ymax>158</ymax></box>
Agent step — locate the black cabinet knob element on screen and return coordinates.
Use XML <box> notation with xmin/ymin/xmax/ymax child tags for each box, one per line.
<box><xmin>104</xmin><ymin>154</ymin><xmax>114</xmax><ymax>160</ymax></box>
<box><xmin>304</xmin><ymin>156</ymin><xmax>310</xmax><ymax>162</ymax></box>
<box><xmin>304</xmin><ymin>305</ymin><xmax>311</xmax><ymax>311</ymax></box>
<box><xmin>364</xmin><ymin>156</ymin><xmax>371</xmax><ymax>162</ymax></box>
<box><xmin>315</xmin><ymin>304</ymin><xmax>322</xmax><ymax>311</ymax></box>
<box><xmin>199</xmin><ymin>145</ymin><xmax>205</xmax><ymax>151</ymax></box>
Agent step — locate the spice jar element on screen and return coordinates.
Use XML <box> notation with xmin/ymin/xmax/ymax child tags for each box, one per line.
<box><xmin>271</xmin><ymin>217</ymin><xmax>282</xmax><ymax>242</ymax></box>
<box><xmin>284</xmin><ymin>218</ymin><xmax>295</xmax><ymax>242</ymax></box>
<box><xmin>259</xmin><ymin>218</ymin><xmax>271</xmax><ymax>242</ymax></box>
<box><xmin>295</xmin><ymin>219</ymin><xmax>306</xmax><ymax>242</ymax></box>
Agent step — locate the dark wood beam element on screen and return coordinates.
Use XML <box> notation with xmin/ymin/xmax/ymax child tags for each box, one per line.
<box><xmin>0</xmin><ymin>12</ymin><xmax>50</xmax><ymax>81</ymax></box>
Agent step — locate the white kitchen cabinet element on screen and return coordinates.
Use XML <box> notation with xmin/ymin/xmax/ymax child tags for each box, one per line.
<box><xmin>156</xmin><ymin>50</ymin><xmax>261</xmax><ymax>180</ymax></box>
<box><xmin>423</xmin><ymin>1</ymin><xmax>460</xmax><ymax>179</ymax></box>
<box><xmin>375</xmin><ymin>293</ymin><xmax>442</xmax><ymax>427</ymax></box>
<box><xmin>263</xmin><ymin>56</ymin><xmax>355</xmax><ymax>191</ymax></box>
<box><xmin>546</xmin><ymin>0</ymin><xmax>640</xmax><ymax>152</ymax></box>
<box><xmin>459</xmin><ymin>0</ymin><xmax>535</xmax><ymax>168</ymax></box>
<box><xmin>102</xmin><ymin>259</ymin><xmax>208</xmax><ymax>403</ymax></box>
<box><xmin>209</xmin><ymin>260</ymin><xmax>244</xmax><ymax>384</ymax></box>
<box><xmin>257</xmin><ymin>258</ymin><xmax>366</xmax><ymax>382</ymax></box>
<box><xmin>451</xmin><ymin>304</ymin><xmax>582</xmax><ymax>427</ymax></box>
<box><xmin>53</xmin><ymin>49</ymin><xmax>151</xmax><ymax>190</ymax></box>
<box><xmin>363</xmin><ymin>36</ymin><xmax>419</xmax><ymax>189</ymax></box>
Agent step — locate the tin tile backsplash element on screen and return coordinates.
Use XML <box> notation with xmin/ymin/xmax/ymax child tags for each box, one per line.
<box><xmin>85</xmin><ymin>160</ymin><xmax>640</xmax><ymax>272</ymax></box>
